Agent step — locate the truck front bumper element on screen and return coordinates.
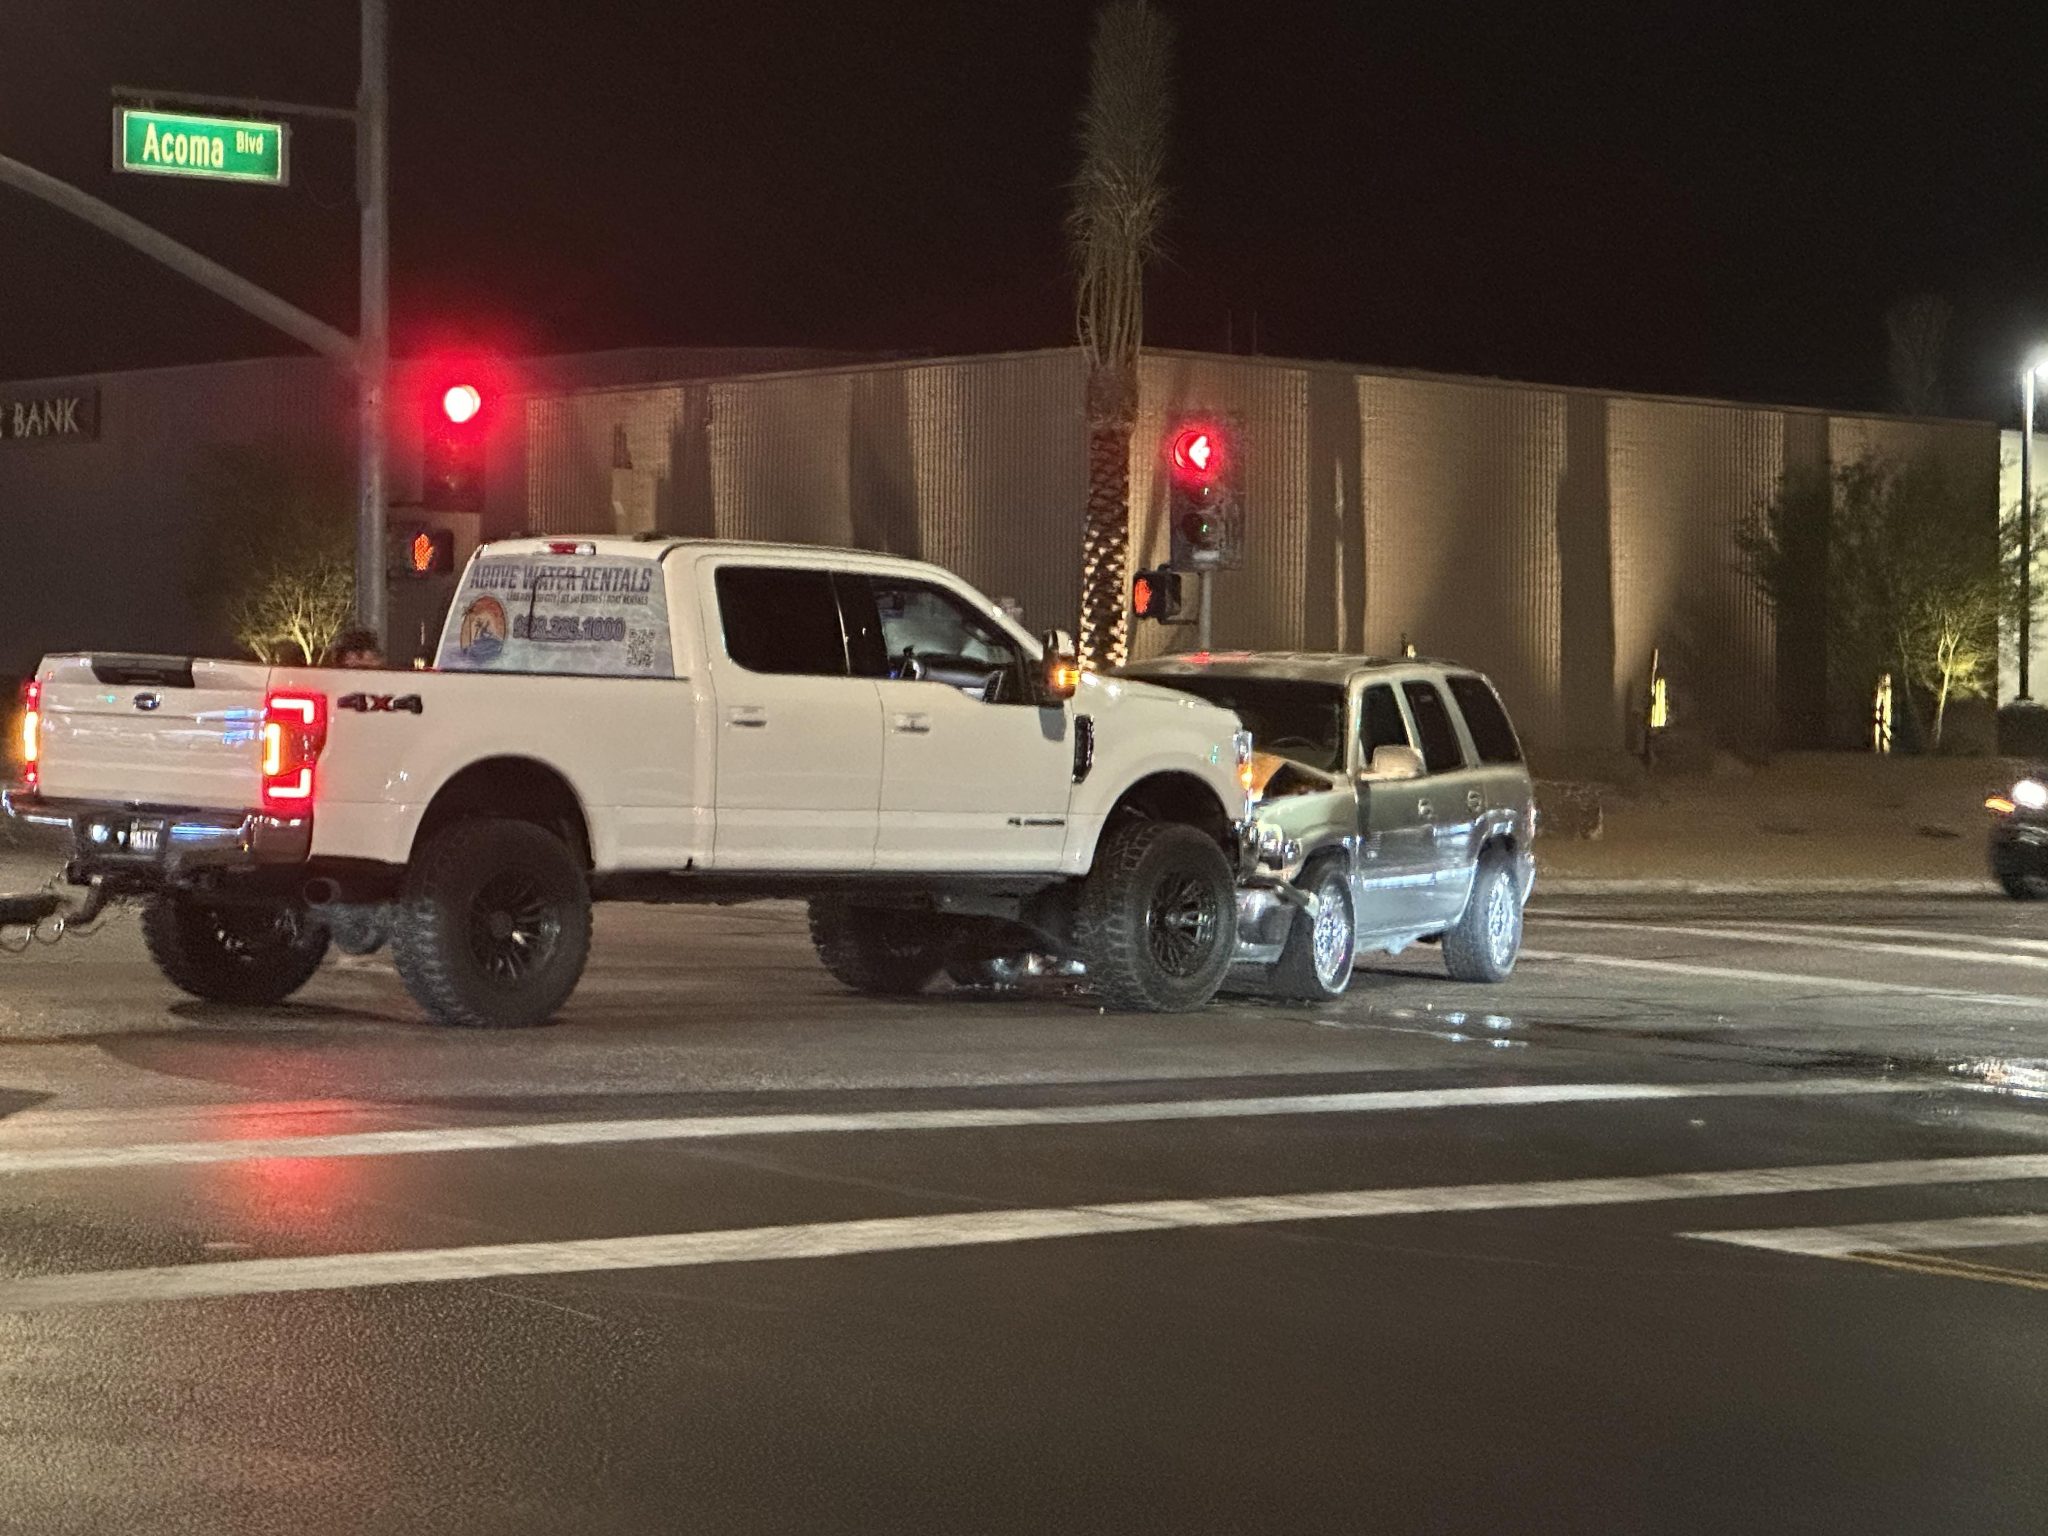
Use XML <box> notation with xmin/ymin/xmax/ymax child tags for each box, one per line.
<box><xmin>3</xmin><ymin>787</ymin><xmax>311</xmax><ymax>886</ymax></box>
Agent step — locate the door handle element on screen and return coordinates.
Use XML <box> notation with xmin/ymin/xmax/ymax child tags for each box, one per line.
<box><xmin>891</xmin><ymin>712</ymin><xmax>932</xmax><ymax>735</ymax></box>
<box><xmin>1466</xmin><ymin>789</ymin><xmax>1484</xmax><ymax>812</ymax></box>
<box><xmin>1416</xmin><ymin>799</ymin><xmax>1434</xmax><ymax>821</ymax></box>
<box><xmin>725</xmin><ymin>706</ymin><xmax>768</xmax><ymax>729</ymax></box>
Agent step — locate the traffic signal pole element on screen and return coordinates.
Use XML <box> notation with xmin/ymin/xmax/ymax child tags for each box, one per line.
<box><xmin>357</xmin><ymin>0</ymin><xmax>390</xmax><ymax>647</ymax></box>
<box><xmin>1197</xmin><ymin>569</ymin><xmax>1214</xmax><ymax>650</ymax></box>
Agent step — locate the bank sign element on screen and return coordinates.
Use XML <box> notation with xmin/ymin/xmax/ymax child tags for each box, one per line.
<box><xmin>0</xmin><ymin>388</ymin><xmax>100</xmax><ymax>446</ymax></box>
<box><xmin>113</xmin><ymin>108</ymin><xmax>288</xmax><ymax>186</ymax></box>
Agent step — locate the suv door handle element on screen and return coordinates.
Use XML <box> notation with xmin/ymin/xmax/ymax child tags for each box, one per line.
<box><xmin>1416</xmin><ymin>798</ymin><xmax>1434</xmax><ymax>821</ymax></box>
<box><xmin>1466</xmin><ymin>789</ymin><xmax>1484</xmax><ymax>812</ymax></box>
<box><xmin>891</xmin><ymin>712</ymin><xmax>932</xmax><ymax>735</ymax></box>
<box><xmin>725</xmin><ymin>706</ymin><xmax>768</xmax><ymax>729</ymax></box>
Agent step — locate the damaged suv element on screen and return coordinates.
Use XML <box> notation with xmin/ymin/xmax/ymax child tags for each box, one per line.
<box><xmin>1117</xmin><ymin>653</ymin><xmax>1537</xmax><ymax>1000</ymax></box>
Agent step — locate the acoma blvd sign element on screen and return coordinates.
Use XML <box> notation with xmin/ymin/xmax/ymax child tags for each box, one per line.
<box><xmin>113</xmin><ymin>108</ymin><xmax>288</xmax><ymax>186</ymax></box>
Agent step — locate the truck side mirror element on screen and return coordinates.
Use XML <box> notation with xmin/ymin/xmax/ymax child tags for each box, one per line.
<box><xmin>1363</xmin><ymin>744</ymin><xmax>1425</xmax><ymax>781</ymax></box>
<box><xmin>1040</xmin><ymin>629</ymin><xmax>1081</xmax><ymax>703</ymax></box>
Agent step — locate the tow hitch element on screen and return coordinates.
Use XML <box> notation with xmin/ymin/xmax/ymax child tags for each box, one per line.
<box><xmin>0</xmin><ymin>878</ymin><xmax>113</xmax><ymax>950</ymax></box>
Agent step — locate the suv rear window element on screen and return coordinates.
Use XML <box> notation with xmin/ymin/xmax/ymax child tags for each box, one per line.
<box><xmin>1446</xmin><ymin>674</ymin><xmax>1523</xmax><ymax>765</ymax></box>
<box><xmin>715</xmin><ymin>567</ymin><xmax>848</xmax><ymax>676</ymax></box>
<box><xmin>440</xmin><ymin>553</ymin><xmax>672</xmax><ymax>676</ymax></box>
<box><xmin>1400</xmin><ymin>680</ymin><xmax>1466</xmax><ymax>773</ymax></box>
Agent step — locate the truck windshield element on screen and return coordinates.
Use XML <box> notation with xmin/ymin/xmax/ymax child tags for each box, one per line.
<box><xmin>437</xmin><ymin>554</ymin><xmax>673</xmax><ymax>677</ymax></box>
<box><xmin>1138</xmin><ymin>676</ymin><xmax>1347</xmax><ymax>773</ymax></box>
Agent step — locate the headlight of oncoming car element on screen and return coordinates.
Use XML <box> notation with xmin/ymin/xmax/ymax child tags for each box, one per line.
<box><xmin>2015</xmin><ymin>779</ymin><xmax>2048</xmax><ymax>812</ymax></box>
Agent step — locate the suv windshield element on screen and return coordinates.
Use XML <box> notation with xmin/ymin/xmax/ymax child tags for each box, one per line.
<box><xmin>1135</xmin><ymin>675</ymin><xmax>1348</xmax><ymax>772</ymax></box>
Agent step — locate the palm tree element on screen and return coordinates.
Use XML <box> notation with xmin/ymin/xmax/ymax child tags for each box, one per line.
<box><xmin>1070</xmin><ymin>0</ymin><xmax>1174</xmax><ymax>671</ymax></box>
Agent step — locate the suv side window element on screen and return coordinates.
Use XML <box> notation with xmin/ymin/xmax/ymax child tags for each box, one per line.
<box><xmin>714</xmin><ymin>567</ymin><xmax>848</xmax><ymax>676</ymax></box>
<box><xmin>1446</xmin><ymin>674</ymin><xmax>1523</xmax><ymax>765</ymax></box>
<box><xmin>863</xmin><ymin>577</ymin><xmax>1028</xmax><ymax>703</ymax></box>
<box><xmin>1400</xmin><ymin>680</ymin><xmax>1466</xmax><ymax>773</ymax></box>
<box><xmin>1359</xmin><ymin>683</ymin><xmax>1412</xmax><ymax>762</ymax></box>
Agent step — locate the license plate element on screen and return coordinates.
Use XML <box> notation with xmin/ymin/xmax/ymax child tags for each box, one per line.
<box><xmin>127</xmin><ymin>820</ymin><xmax>165</xmax><ymax>857</ymax></box>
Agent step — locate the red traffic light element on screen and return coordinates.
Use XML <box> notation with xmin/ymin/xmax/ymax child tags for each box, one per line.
<box><xmin>1170</xmin><ymin>425</ymin><xmax>1224</xmax><ymax>485</ymax></box>
<box><xmin>441</xmin><ymin>384</ymin><xmax>483</xmax><ymax>425</ymax></box>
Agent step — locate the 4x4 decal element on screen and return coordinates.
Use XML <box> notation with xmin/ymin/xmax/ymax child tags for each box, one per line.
<box><xmin>336</xmin><ymin>692</ymin><xmax>424</xmax><ymax>715</ymax></box>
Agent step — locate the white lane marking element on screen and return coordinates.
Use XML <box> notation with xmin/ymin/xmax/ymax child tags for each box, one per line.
<box><xmin>0</xmin><ymin>1079</ymin><xmax>1921</xmax><ymax>1175</ymax></box>
<box><xmin>10</xmin><ymin>1151</ymin><xmax>2048</xmax><ymax>1311</ymax></box>
<box><xmin>1520</xmin><ymin>948</ymin><xmax>2048</xmax><ymax>1010</ymax></box>
<box><xmin>1705</xmin><ymin>921</ymin><xmax>2048</xmax><ymax>956</ymax></box>
<box><xmin>1537</xmin><ymin>917</ymin><xmax>2048</xmax><ymax>973</ymax></box>
<box><xmin>1687</xmin><ymin>1212</ymin><xmax>2048</xmax><ymax>1259</ymax></box>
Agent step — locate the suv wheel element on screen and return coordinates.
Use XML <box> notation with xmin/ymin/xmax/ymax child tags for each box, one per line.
<box><xmin>392</xmin><ymin>819</ymin><xmax>593</xmax><ymax>1028</ymax></box>
<box><xmin>141</xmin><ymin>894</ymin><xmax>330</xmax><ymax>1005</ymax></box>
<box><xmin>1266</xmin><ymin>858</ymin><xmax>1356</xmax><ymax>1002</ymax></box>
<box><xmin>1992</xmin><ymin>845</ymin><xmax>2048</xmax><ymax>900</ymax></box>
<box><xmin>1075</xmin><ymin>820</ymin><xmax>1237</xmax><ymax>1013</ymax></box>
<box><xmin>1442</xmin><ymin>854</ymin><xmax>1522</xmax><ymax>983</ymax></box>
<box><xmin>809</xmin><ymin>900</ymin><xmax>953</xmax><ymax>996</ymax></box>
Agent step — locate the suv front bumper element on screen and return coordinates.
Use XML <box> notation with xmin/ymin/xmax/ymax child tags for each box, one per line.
<box><xmin>3</xmin><ymin>788</ymin><xmax>312</xmax><ymax>885</ymax></box>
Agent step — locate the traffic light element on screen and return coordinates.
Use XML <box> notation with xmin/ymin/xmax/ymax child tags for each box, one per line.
<box><xmin>1131</xmin><ymin>566</ymin><xmax>1187</xmax><ymax>624</ymax></box>
<box><xmin>389</xmin><ymin>522</ymin><xmax>455</xmax><ymax>578</ymax></box>
<box><xmin>1165</xmin><ymin>416</ymin><xmax>1243</xmax><ymax>571</ymax></box>
<box><xmin>422</xmin><ymin>381</ymin><xmax>487</xmax><ymax>512</ymax></box>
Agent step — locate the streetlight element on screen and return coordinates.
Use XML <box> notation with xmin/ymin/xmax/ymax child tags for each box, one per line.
<box><xmin>2023</xmin><ymin>352</ymin><xmax>2048</xmax><ymax>699</ymax></box>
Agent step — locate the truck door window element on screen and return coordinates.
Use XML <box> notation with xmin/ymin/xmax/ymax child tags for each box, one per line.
<box><xmin>1400</xmin><ymin>680</ymin><xmax>1466</xmax><ymax>773</ymax></box>
<box><xmin>1446</xmin><ymin>674</ymin><xmax>1524</xmax><ymax>764</ymax></box>
<box><xmin>865</xmin><ymin>578</ymin><xmax>1026</xmax><ymax>703</ymax></box>
<box><xmin>714</xmin><ymin>567</ymin><xmax>848</xmax><ymax>676</ymax></box>
<box><xmin>1359</xmin><ymin>683</ymin><xmax>1411</xmax><ymax>763</ymax></box>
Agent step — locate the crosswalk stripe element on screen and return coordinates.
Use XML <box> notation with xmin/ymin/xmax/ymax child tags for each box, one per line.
<box><xmin>1520</xmin><ymin>947</ymin><xmax>2048</xmax><ymax>1009</ymax></box>
<box><xmin>1537</xmin><ymin>918</ymin><xmax>2048</xmax><ymax>973</ymax></box>
<box><xmin>1685</xmin><ymin>1212</ymin><xmax>2048</xmax><ymax>1258</ymax></box>
<box><xmin>0</xmin><ymin>1078</ymin><xmax>1926</xmax><ymax>1175</ymax></box>
<box><xmin>8</xmin><ymin>1150</ymin><xmax>2048</xmax><ymax>1311</ymax></box>
<box><xmin>1708</xmin><ymin>922</ymin><xmax>2048</xmax><ymax>956</ymax></box>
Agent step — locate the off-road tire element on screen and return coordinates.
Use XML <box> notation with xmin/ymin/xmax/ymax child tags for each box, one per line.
<box><xmin>1443</xmin><ymin>854</ymin><xmax>1523</xmax><ymax>983</ymax></box>
<box><xmin>1266</xmin><ymin>857</ymin><xmax>1357</xmax><ymax>1002</ymax></box>
<box><xmin>808</xmin><ymin>900</ymin><xmax>954</xmax><ymax>996</ymax></box>
<box><xmin>391</xmin><ymin>819</ymin><xmax>592</xmax><ymax>1028</ymax></box>
<box><xmin>1074</xmin><ymin>820</ymin><xmax>1237</xmax><ymax>1013</ymax></box>
<box><xmin>141</xmin><ymin>893</ymin><xmax>329</xmax><ymax>1005</ymax></box>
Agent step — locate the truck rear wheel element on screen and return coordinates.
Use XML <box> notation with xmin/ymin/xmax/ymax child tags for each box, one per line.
<box><xmin>392</xmin><ymin>819</ymin><xmax>592</xmax><ymax>1028</ymax></box>
<box><xmin>808</xmin><ymin>900</ymin><xmax>953</xmax><ymax>996</ymax></box>
<box><xmin>141</xmin><ymin>894</ymin><xmax>330</xmax><ymax>1006</ymax></box>
<box><xmin>1075</xmin><ymin>820</ymin><xmax>1237</xmax><ymax>1013</ymax></box>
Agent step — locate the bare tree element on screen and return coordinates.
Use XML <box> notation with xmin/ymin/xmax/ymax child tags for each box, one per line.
<box><xmin>1885</xmin><ymin>294</ymin><xmax>1952</xmax><ymax>417</ymax></box>
<box><xmin>1899</xmin><ymin>576</ymin><xmax>1999</xmax><ymax>749</ymax></box>
<box><xmin>188</xmin><ymin>442</ymin><xmax>355</xmax><ymax>662</ymax></box>
<box><xmin>1070</xmin><ymin>0</ymin><xmax>1174</xmax><ymax>670</ymax></box>
<box><xmin>233</xmin><ymin>559</ymin><xmax>356</xmax><ymax>664</ymax></box>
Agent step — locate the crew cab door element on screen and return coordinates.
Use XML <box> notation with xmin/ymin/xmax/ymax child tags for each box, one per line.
<box><xmin>839</xmin><ymin>573</ymin><xmax>1074</xmax><ymax>871</ymax></box>
<box><xmin>698</xmin><ymin>563</ymin><xmax>883</xmax><ymax>870</ymax></box>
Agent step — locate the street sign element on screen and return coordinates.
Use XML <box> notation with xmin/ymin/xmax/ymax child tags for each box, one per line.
<box><xmin>113</xmin><ymin>108</ymin><xmax>288</xmax><ymax>186</ymax></box>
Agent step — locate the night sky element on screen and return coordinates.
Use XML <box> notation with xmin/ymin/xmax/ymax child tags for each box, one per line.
<box><xmin>4</xmin><ymin>2</ymin><xmax>2045</xmax><ymax>421</ymax></box>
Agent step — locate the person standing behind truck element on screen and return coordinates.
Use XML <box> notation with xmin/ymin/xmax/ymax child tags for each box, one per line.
<box><xmin>322</xmin><ymin>628</ymin><xmax>386</xmax><ymax>669</ymax></box>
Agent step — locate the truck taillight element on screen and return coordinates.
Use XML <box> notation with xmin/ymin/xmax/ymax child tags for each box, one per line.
<box><xmin>261</xmin><ymin>691</ymin><xmax>327</xmax><ymax>813</ymax></box>
<box><xmin>18</xmin><ymin>679</ymin><xmax>39</xmax><ymax>791</ymax></box>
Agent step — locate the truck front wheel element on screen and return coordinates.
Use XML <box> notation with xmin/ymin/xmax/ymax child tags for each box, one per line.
<box><xmin>392</xmin><ymin>819</ymin><xmax>593</xmax><ymax>1028</ymax></box>
<box><xmin>141</xmin><ymin>894</ymin><xmax>330</xmax><ymax>1006</ymax></box>
<box><xmin>808</xmin><ymin>900</ymin><xmax>954</xmax><ymax>996</ymax></box>
<box><xmin>1075</xmin><ymin>820</ymin><xmax>1238</xmax><ymax>1013</ymax></box>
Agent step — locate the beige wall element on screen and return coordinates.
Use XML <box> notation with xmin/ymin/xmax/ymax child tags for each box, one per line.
<box><xmin>521</xmin><ymin>348</ymin><xmax>1996</xmax><ymax>764</ymax></box>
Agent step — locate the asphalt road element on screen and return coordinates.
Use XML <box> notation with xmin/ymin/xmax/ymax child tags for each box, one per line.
<box><xmin>5</xmin><ymin>872</ymin><xmax>2048</xmax><ymax>1533</ymax></box>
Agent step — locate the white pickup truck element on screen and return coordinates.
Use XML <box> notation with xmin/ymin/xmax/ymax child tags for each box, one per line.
<box><xmin>7</xmin><ymin>538</ymin><xmax>1257</xmax><ymax>1026</ymax></box>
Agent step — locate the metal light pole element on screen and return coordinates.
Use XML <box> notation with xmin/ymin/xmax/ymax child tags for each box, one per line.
<box><xmin>356</xmin><ymin>0</ymin><xmax>390</xmax><ymax>647</ymax></box>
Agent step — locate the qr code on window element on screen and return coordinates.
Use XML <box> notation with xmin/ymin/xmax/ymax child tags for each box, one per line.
<box><xmin>625</xmin><ymin>629</ymin><xmax>657</xmax><ymax>669</ymax></box>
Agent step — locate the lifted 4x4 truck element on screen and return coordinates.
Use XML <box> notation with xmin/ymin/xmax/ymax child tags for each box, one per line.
<box><xmin>6</xmin><ymin>538</ymin><xmax>1256</xmax><ymax>1026</ymax></box>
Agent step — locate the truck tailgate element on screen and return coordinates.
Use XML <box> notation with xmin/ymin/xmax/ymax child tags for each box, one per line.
<box><xmin>34</xmin><ymin>654</ymin><xmax>270</xmax><ymax>811</ymax></box>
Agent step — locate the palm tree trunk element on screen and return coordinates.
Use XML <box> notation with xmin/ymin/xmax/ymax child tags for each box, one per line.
<box><xmin>1077</xmin><ymin>363</ymin><xmax>1136</xmax><ymax>670</ymax></box>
